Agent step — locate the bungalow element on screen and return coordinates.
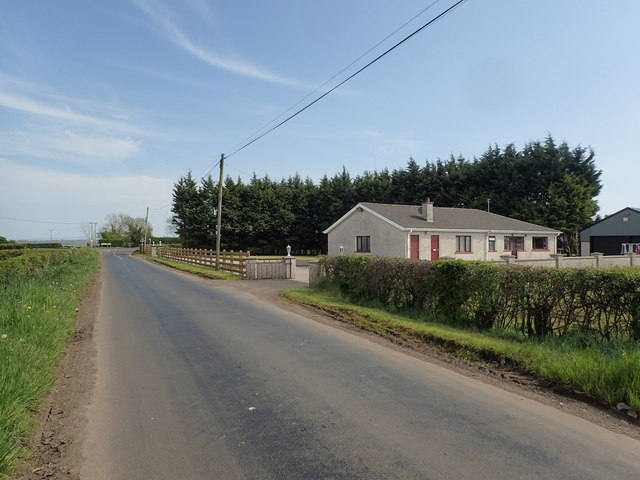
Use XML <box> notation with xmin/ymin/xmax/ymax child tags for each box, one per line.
<box><xmin>323</xmin><ymin>199</ymin><xmax>560</xmax><ymax>261</ymax></box>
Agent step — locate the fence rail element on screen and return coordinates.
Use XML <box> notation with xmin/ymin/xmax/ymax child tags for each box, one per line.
<box><xmin>142</xmin><ymin>245</ymin><xmax>297</xmax><ymax>279</ymax></box>
<box><xmin>145</xmin><ymin>245</ymin><xmax>249</xmax><ymax>276</ymax></box>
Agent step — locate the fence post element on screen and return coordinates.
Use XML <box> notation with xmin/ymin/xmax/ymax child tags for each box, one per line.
<box><xmin>500</xmin><ymin>254</ymin><xmax>515</xmax><ymax>265</ymax></box>
<box><xmin>309</xmin><ymin>261</ymin><xmax>322</xmax><ymax>286</ymax></box>
<box><xmin>626</xmin><ymin>252</ymin><xmax>637</xmax><ymax>267</ymax></box>
<box><xmin>246</xmin><ymin>257</ymin><xmax>257</xmax><ymax>279</ymax></box>
<box><xmin>593</xmin><ymin>252</ymin><xmax>603</xmax><ymax>268</ymax></box>
<box><xmin>551</xmin><ymin>254</ymin><xmax>563</xmax><ymax>268</ymax></box>
<box><xmin>282</xmin><ymin>256</ymin><xmax>296</xmax><ymax>279</ymax></box>
<box><xmin>244</xmin><ymin>251</ymin><xmax>250</xmax><ymax>277</ymax></box>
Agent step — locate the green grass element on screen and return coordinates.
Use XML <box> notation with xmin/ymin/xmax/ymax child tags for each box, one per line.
<box><xmin>0</xmin><ymin>248</ymin><xmax>100</xmax><ymax>479</ymax></box>
<box><xmin>144</xmin><ymin>256</ymin><xmax>242</xmax><ymax>280</ymax></box>
<box><xmin>282</xmin><ymin>285</ymin><xmax>640</xmax><ymax>413</ymax></box>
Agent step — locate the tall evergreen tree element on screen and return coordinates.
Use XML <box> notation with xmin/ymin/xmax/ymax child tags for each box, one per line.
<box><xmin>170</xmin><ymin>135</ymin><xmax>601</xmax><ymax>255</ymax></box>
<box><xmin>171</xmin><ymin>172</ymin><xmax>215</xmax><ymax>248</ymax></box>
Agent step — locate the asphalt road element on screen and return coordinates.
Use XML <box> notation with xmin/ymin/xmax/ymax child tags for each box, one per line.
<box><xmin>81</xmin><ymin>250</ymin><xmax>640</xmax><ymax>479</ymax></box>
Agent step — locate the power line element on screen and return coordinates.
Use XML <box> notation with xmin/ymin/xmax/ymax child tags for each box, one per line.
<box><xmin>224</xmin><ymin>0</ymin><xmax>443</xmax><ymax>158</ymax></box>
<box><xmin>0</xmin><ymin>215</ymin><xmax>85</xmax><ymax>226</ymax></box>
<box><xmin>150</xmin><ymin>203</ymin><xmax>172</xmax><ymax>211</ymax></box>
<box><xmin>223</xmin><ymin>0</ymin><xmax>468</xmax><ymax>159</ymax></box>
<box><xmin>199</xmin><ymin>158</ymin><xmax>221</xmax><ymax>182</ymax></box>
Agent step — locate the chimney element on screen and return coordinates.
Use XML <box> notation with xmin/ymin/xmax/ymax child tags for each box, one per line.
<box><xmin>422</xmin><ymin>197</ymin><xmax>434</xmax><ymax>222</ymax></box>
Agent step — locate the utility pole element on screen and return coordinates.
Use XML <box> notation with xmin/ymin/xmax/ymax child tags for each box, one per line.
<box><xmin>89</xmin><ymin>222</ymin><xmax>97</xmax><ymax>247</ymax></box>
<box><xmin>49</xmin><ymin>228</ymin><xmax>53</xmax><ymax>241</ymax></box>
<box><xmin>144</xmin><ymin>206</ymin><xmax>149</xmax><ymax>247</ymax></box>
<box><xmin>215</xmin><ymin>153</ymin><xmax>224</xmax><ymax>270</ymax></box>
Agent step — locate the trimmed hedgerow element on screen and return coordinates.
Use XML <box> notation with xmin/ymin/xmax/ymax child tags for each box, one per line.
<box><xmin>320</xmin><ymin>256</ymin><xmax>640</xmax><ymax>341</ymax></box>
<box><xmin>0</xmin><ymin>249</ymin><xmax>76</xmax><ymax>285</ymax></box>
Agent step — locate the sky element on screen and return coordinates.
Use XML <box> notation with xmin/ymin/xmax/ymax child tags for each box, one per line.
<box><xmin>1</xmin><ymin>0</ymin><xmax>639</xmax><ymax>241</ymax></box>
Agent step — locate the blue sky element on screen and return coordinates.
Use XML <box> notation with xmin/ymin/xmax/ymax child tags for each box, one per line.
<box><xmin>1</xmin><ymin>0</ymin><xmax>639</xmax><ymax>241</ymax></box>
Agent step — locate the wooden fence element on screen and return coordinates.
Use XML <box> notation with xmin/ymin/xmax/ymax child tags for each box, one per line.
<box><xmin>245</xmin><ymin>257</ymin><xmax>296</xmax><ymax>280</ymax></box>
<box><xmin>150</xmin><ymin>246</ymin><xmax>249</xmax><ymax>276</ymax></box>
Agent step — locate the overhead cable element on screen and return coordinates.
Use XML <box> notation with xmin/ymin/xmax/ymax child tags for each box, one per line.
<box><xmin>223</xmin><ymin>0</ymin><xmax>468</xmax><ymax>159</ymax></box>
<box><xmin>224</xmin><ymin>0</ymin><xmax>443</xmax><ymax>158</ymax></box>
<box><xmin>0</xmin><ymin>215</ymin><xmax>85</xmax><ymax>225</ymax></box>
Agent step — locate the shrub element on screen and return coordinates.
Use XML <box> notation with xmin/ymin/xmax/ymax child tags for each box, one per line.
<box><xmin>320</xmin><ymin>256</ymin><xmax>640</xmax><ymax>341</ymax></box>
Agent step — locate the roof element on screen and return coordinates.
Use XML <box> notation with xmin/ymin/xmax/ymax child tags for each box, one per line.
<box><xmin>324</xmin><ymin>202</ymin><xmax>560</xmax><ymax>234</ymax></box>
<box><xmin>579</xmin><ymin>207</ymin><xmax>640</xmax><ymax>239</ymax></box>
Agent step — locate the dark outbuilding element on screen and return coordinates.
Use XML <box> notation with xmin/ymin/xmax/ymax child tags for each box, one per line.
<box><xmin>579</xmin><ymin>207</ymin><xmax>640</xmax><ymax>255</ymax></box>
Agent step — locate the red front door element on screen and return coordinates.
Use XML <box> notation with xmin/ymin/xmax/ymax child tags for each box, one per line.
<box><xmin>431</xmin><ymin>235</ymin><xmax>440</xmax><ymax>261</ymax></box>
<box><xmin>410</xmin><ymin>235</ymin><xmax>419</xmax><ymax>259</ymax></box>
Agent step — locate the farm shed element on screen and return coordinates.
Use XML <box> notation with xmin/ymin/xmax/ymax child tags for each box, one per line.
<box><xmin>579</xmin><ymin>207</ymin><xmax>640</xmax><ymax>255</ymax></box>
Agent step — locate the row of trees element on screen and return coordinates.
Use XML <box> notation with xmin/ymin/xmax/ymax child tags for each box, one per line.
<box><xmin>99</xmin><ymin>213</ymin><xmax>151</xmax><ymax>246</ymax></box>
<box><xmin>170</xmin><ymin>136</ymin><xmax>602</xmax><ymax>255</ymax></box>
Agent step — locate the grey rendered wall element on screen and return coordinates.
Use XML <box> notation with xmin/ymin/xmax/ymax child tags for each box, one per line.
<box><xmin>327</xmin><ymin>210</ymin><xmax>407</xmax><ymax>258</ymax></box>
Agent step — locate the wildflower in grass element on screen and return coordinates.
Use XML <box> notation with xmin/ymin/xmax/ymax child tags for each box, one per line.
<box><xmin>1</xmin><ymin>334</ymin><xmax>7</xmax><ymax>343</ymax></box>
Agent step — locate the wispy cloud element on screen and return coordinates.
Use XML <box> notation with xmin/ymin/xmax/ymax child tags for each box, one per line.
<box><xmin>183</xmin><ymin>0</ymin><xmax>217</xmax><ymax>26</ymax></box>
<box><xmin>0</xmin><ymin>74</ymin><xmax>145</xmax><ymax>134</ymax></box>
<box><xmin>131</xmin><ymin>0</ymin><xmax>313</xmax><ymax>89</ymax></box>
<box><xmin>0</xmin><ymin>130</ymin><xmax>142</xmax><ymax>165</ymax></box>
<box><xmin>0</xmin><ymin>89</ymin><xmax>127</xmax><ymax>131</ymax></box>
<box><xmin>0</xmin><ymin>74</ymin><xmax>148</xmax><ymax>165</ymax></box>
<box><xmin>0</xmin><ymin>72</ymin><xmax>129</xmax><ymax>126</ymax></box>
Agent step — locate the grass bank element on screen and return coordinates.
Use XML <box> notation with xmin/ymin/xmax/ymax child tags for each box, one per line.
<box><xmin>0</xmin><ymin>248</ymin><xmax>100</xmax><ymax>479</ymax></box>
<box><xmin>143</xmin><ymin>256</ymin><xmax>242</xmax><ymax>280</ymax></box>
<box><xmin>282</xmin><ymin>285</ymin><xmax>640</xmax><ymax>415</ymax></box>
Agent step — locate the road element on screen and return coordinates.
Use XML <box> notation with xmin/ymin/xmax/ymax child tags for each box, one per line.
<box><xmin>81</xmin><ymin>250</ymin><xmax>640</xmax><ymax>479</ymax></box>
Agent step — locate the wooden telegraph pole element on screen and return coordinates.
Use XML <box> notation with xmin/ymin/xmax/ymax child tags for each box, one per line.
<box><xmin>144</xmin><ymin>206</ymin><xmax>149</xmax><ymax>246</ymax></box>
<box><xmin>215</xmin><ymin>153</ymin><xmax>224</xmax><ymax>269</ymax></box>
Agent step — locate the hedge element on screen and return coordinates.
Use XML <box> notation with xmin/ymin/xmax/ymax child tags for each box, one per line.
<box><xmin>0</xmin><ymin>243</ymin><xmax>62</xmax><ymax>250</ymax></box>
<box><xmin>0</xmin><ymin>249</ymin><xmax>75</xmax><ymax>285</ymax></box>
<box><xmin>320</xmin><ymin>256</ymin><xmax>640</xmax><ymax>341</ymax></box>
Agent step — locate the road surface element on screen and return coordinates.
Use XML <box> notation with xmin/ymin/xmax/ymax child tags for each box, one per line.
<box><xmin>81</xmin><ymin>250</ymin><xmax>640</xmax><ymax>479</ymax></box>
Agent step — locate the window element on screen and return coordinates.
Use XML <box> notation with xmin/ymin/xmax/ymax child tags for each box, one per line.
<box><xmin>356</xmin><ymin>236</ymin><xmax>371</xmax><ymax>252</ymax></box>
<box><xmin>488</xmin><ymin>236</ymin><xmax>496</xmax><ymax>251</ymax></box>
<box><xmin>456</xmin><ymin>235</ymin><xmax>472</xmax><ymax>253</ymax></box>
<box><xmin>504</xmin><ymin>236</ymin><xmax>525</xmax><ymax>251</ymax></box>
<box><xmin>532</xmin><ymin>236</ymin><xmax>549</xmax><ymax>250</ymax></box>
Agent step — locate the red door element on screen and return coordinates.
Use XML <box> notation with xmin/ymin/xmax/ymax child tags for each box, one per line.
<box><xmin>410</xmin><ymin>235</ymin><xmax>419</xmax><ymax>259</ymax></box>
<box><xmin>431</xmin><ymin>235</ymin><xmax>440</xmax><ymax>261</ymax></box>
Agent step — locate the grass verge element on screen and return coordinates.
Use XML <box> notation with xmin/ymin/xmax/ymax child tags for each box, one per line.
<box><xmin>143</xmin><ymin>256</ymin><xmax>242</xmax><ymax>280</ymax></box>
<box><xmin>0</xmin><ymin>248</ymin><xmax>100</xmax><ymax>479</ymax></box>
<box><xmin>282</xmin><ymin>285</ymin><xmax>640</xmax><ymax>415</ymax></box>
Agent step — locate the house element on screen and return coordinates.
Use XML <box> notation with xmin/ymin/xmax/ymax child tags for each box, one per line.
<box><xmin>323</xmin><ymin>199</ymin><xmax>560</xmax><ymax>261</ymax></box>
<box><xmin>579</xmin><ymin>207</ymin><xmax>640</xmax><ymax>256</ymax></box>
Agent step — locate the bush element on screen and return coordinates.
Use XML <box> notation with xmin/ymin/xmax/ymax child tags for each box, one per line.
<box><xmin>320</xmin><ymin>256</ymin><xmax>640</xmax><ymax>341</ymax></box>
<box><xmin>0</xmin><ymin>249</ymin><xmax>74</xmax><ymax>285</ymax></box>
<box><xmin>0</xmin><ymin>244</ymin><xmax>26</xmax><ymax>251</ymax></box>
